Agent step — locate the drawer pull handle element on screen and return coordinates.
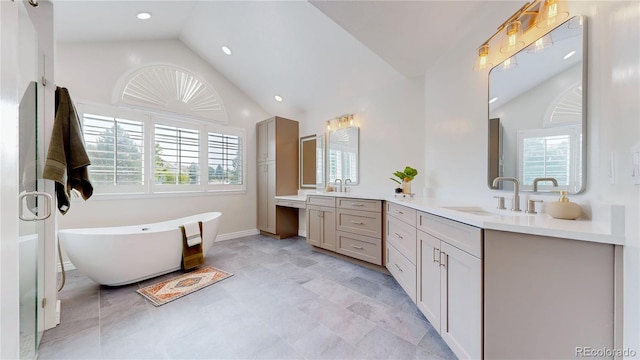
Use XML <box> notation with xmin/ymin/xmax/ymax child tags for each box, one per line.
<box><xmin>351</xmin><ymin>245</ymin><xmax>364</xmax><ymax>250</ymax></box>
<box><xmin>433</xmin><ymin>248</ymin><xmax>440</xmax><ymax>264</ymax></box>
<box><xmin>351</xmin><ymin>203</ymin><xmax>364</xmax><ymax>206</ymax></box>
<box><xmin>396</xmin><ymin>210</ymin><xmax>404</xmax><ymax>215</ymax></box>
<box><xmin>439</xmin><ymin>251</ymin><xmax>447</xmax><ymax>268</ymax></box>
<box><xmin>351</xmin><ymin>221</ymin><xmax>365</xmax><ymax>225</ymax></box>
<box><xmin>394</xmin><ymin>263</ymin><xmax>403</xmax><ymax>272</ymax></box>
<box><xmin>394</xmin><ymin>232</ymin><xmax>403</xmax><ymax>239</ymax></box>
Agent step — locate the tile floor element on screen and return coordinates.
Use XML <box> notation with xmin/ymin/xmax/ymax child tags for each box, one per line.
<box><xmin>38</xmin><ymin>235</ymin><xmax>456</xmax><ymax>359</ymax></box>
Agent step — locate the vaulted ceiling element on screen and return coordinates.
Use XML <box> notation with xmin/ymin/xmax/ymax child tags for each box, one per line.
<box><xmin>53</xmin><ymin>0</ymin><xmax>523</xmax><ymax>118</ymax></box>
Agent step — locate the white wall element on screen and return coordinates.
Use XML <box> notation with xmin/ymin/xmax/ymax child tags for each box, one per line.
<box><xmin>299</xmin><ymin>76</ymin><xmax>426</xmax><ymax>196</ymax></box>
<box><xmin>425</xmin><ymin>0</ymin><xmax>639</xmax><ymax>351</ymax></box>
<box><xmin>55</xmin><ymin>40</ymin><xmax>270</xmax><ymax>236</ymax></box>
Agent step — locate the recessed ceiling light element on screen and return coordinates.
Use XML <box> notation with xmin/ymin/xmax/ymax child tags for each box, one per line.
<box><xmin>137</xmin><ymin>12</ymin><xmax>151</xmax><ymax>20</ymax></box>
<box><xmin>489</xmin><ymin>97</ymin><xmax>498</xmax><ymax>104</ymax></box>
<box><xmin>274</xmin><ymin>95</ymin><xmax>283</xmax><ymax>102</ymax></box>
<box><xmin>221</xmin><ymin>46</ymin><xmax>232</xmax><ymax>56</ymax></box>
<box><xmin>563</xmin><ymin>50</ymin><xmax>576</xmax><ymax>60</ymax></box>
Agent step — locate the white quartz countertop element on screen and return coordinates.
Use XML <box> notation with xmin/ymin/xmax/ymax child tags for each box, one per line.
<box><xmin>276</xmin><ymin>192</ymin><xmax>623</xmax><ymax>245</ymax></box>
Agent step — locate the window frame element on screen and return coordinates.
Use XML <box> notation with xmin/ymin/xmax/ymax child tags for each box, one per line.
<box><xmin>78</xmin><ymin>103</ymin><xmax>246</xmax><ymax>198</ymax></box>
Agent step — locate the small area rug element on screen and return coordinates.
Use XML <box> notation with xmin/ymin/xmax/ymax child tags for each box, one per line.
<box><xmin>137</xmin><ymin>266</ymin><xmax>233</xmax><ymax>306</ymax></box>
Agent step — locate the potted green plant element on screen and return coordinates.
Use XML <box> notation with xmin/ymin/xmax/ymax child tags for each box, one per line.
<box><xmin>390</xmin><ymin>166</ymin><xmax>418</xmax><ymax>194</ymax></box>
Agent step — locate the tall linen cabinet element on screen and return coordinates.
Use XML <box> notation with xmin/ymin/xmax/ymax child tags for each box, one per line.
<box><xmin>256</xmin><ymin>116</ymin><xmax>299</xmax><ymax>238</ymax></box>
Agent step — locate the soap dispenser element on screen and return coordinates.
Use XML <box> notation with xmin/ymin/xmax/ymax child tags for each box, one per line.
<box><xmin>546</xmin><ymin>191</ymin><xmax>582</xmax><ymax>220</ymax></box>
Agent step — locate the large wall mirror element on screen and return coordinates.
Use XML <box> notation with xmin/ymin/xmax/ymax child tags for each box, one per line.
<box><xmin>300</xmin><ymin>134</ymin><xmax>325</xmax><ymax>189</ymax></box>
<box><xmin>488</xmin><ymin>15</ymin><xmax>587</xmax><ymax>194</ymax></box>
<box><xmin>328</xmin><ymin>126</ymin><xmax>359</xmax><ymax>185</ymax></box>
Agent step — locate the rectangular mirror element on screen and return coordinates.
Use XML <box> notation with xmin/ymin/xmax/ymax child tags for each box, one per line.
<box><xmin>488</xmin><ymin>16</ymin><xmax>586</xmax><ymax>194</ymax></box>
<box><xmin>328</xmin><ymin>126</ymin><xmax>358</xmax><ymax>185</ymax></box>
<box><xmin>300</xmin><ymin>134</ymin><xmax>317</xmax><ymax>189</ymax></box>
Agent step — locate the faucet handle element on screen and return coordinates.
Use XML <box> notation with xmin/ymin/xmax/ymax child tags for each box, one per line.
<box><xmin>493</xmin><ymin>196</ymin><xmax>506</xmax><ymax>210</ymax></box>
<box><xmin>526</xmin><ymin>199</ymin><xmax>543</xmax><ymax>214</ymax></box>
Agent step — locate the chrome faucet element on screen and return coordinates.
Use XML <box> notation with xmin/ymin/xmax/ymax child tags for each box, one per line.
<box><xmin>334</xmin><ymin>179</ymin><xmax>342</xmax><ymax>192</ymax></box>
<box><xmin>533</xmin><ymin>177</ymin><xmax>558</xmax><ymax>192</ymax></box>
<box><xmin>492</xmin><ymin>177</ymin><xmax>521</xmax><ymax>212</ymax></box>
<box><xmin>344</xmin><ymin>178</ymin><xmax>352</xmax><ymax>192</ymax></box>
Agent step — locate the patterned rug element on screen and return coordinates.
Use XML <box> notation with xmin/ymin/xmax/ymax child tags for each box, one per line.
<box><xmin>137</xmin><ymin>266</ymin><xmax>233</xmax><ymax>306</ymax></box>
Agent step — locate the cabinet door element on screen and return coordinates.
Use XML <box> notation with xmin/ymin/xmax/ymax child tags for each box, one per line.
<box><xmin>266</xmin><ymin>118</ymin><xmax>276</xmax><ymax>161</ymax></box>
<box><xmin>417</xmin><ymin>230</ymin><xmax>441</xmax><ymax>330</ymax></box>
<box><xmin>320</xmin><ymin>207</ymin><xmax>336</xmax><ymax>251</ymax></box>
<box><xmin>257</xmin><ymin>162</ymin><xmax>276</xmax><ymax>233</ymax></box>
<box><xmin>256</xmin><ymin>119</ymin><xmax>276</xmax><ymax>162</ymax></box>
<box><xmin>306</xmin><ymin>207</ymin><xmax>322</xmax><ymax>247</ymax></box>
<box><xmin>440</xmin><ymin>242</ymin><xmax>482</xmax><ymax>360</ymax></box>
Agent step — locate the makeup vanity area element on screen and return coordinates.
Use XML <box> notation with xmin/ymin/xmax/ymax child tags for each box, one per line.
<box><xmin>267</xmin><ymin>10</ymin><xmax>623</xmax><ymax>360</ymax></box>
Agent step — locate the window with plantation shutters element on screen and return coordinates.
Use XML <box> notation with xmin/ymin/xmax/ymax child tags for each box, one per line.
<box><xmin>82</xmin><ymin>112</ymin><xmax>144</xmax><ymax>190</ymax></box>
<box><xmin>208</xmin><ymin>132</ymin><xmax>243</xmax><ymax>185</ymax></box>
<box><xmin>517</xmin><ymin>126</ymin><xmax>582</xmax><ymax>193</ymax></box>
<box><xmin>154</xmin><ymin>124</ymin><xmax>200</xmax><ymax>186</ymax></box>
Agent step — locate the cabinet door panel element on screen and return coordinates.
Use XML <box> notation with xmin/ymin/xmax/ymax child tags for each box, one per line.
<box><xmin>440</xmin><ymin>242</ymin><xmax>482</xmax><ymax>360</ymax></box>
<box><xmin>306</xmin><ymin>207</ymin><xmax>322</xmax><ymax>247</ymax></box>
<box><xmin>266</xmin><ymin>118</ymin><xmax>276</xmax><ymax>161</ymax></box>
<box><xmin>321</xmin><ymin>207</ymin><xmax>336</xmax><ymax>251</ymax></box>
<box><xmin>257</xmin><ymin>163</ymin><xmax>269</xmax><ymax>231</ymax></box>
<box><xmin>417</xmin><ymin>230</ymin><xmax>441</xmax><ymax>330</ymax></box>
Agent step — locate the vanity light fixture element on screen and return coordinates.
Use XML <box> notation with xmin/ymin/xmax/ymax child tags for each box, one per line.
<box><xmin>536</xmin><ymin>0</ymin><xmax>569</xmax><ymax>29</ymax></box>
<box><xmin>499</xmin><ymin>20</ymin><xmax>525</xmax><ymax>54</ymax></box>
<box><xmin>473</xmin><ymin>0</ymin><xmax>570</xmax><ymax>71</ymax></box>
<box><xmin>326</xmin><ymin>114</ymin><xmax>356</xmax><ymax>131</ymax></box>
<box><xmin>563</xmin><ymin>50</ymin><xmax>576</xmax><ymax>60</ymax></box>
<box><xmin>221</xmin><ymin>45</ymin><xmax>232</xmax><ymax>56</ymax></box>
<box><xmin>274</xmin><ymin>95</ymin><xmax>283</xmax><ymax>102</ymax></box>
<box><xmin>136</xmin><ymin>12</ymin><xmax>151</xmax><ymax>20</ymax></box>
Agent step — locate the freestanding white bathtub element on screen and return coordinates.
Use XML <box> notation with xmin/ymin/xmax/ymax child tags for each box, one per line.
<box><xmin>58</xmin><ymin>212</ymin><xmax>221</xmax><ymax>286</ymax></box>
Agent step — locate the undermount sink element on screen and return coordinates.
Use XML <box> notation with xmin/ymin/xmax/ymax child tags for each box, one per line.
<box><xmin>441</xmin><ymin>206</ymin><xmax>503</xmax><ymax>217</ymax></box>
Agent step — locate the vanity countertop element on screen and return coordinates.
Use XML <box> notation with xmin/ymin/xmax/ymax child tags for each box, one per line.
<box><xmin>386</xmin><ymin>197</ymin><xmax>623</xmax><ymax>245</ymax></box>
<box><xmin>276</xmin><ymin>192</ymin><xmax>623</xmax><ymax>245</ymax></box>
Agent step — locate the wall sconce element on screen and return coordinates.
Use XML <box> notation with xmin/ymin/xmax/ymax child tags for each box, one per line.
<box><xmin>473</xmin><ymin>0</ymin><xmax>569</xmax><ymax>71</ymax></box>
<box><xmin>326</xmin><ymin>114</ymin><xmax>356</xmax><ymax>131</ymax></box>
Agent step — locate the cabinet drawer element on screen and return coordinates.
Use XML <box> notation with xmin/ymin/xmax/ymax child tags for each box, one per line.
<box><xmin>337</xmin><ymin>198</ymin><xmax>382</xmax><ymax>212</ymax></box>
<box><xmin>307</xmin><ymin>195</ymin><xmax>335</xmax><ymax>207</ymax></box>
<box><xmin>275</xmin><ymin>199</ymin><xmax>306</xmax><ymax>209</ymax></box>
<box><xmin>386</xmin><ymin>202</ymin><xmax>416</xmax><ymax>227</ymax></box>
<box><xmin>336</xmin><ymin>231</ymin><xmax>382</xmax><ymax>265</ymax></box>
<box><xmin>387</xmin><ymin>215</ymin><xmax>417</xmax><ymax>264</ymax></box>
<box><xmin>417</xmin><ymin>211</ymin><xmax>482</xmax><ymax>259</ymax></box>
<box><xmin>336</xmin><ymin>209</ymin><xmax>382</xmax><ymax>238</ymax></box>
<box><xmin>386</xmin><ymin>243</ymin><xmax>417</xmax><ymax>302</ymax></box>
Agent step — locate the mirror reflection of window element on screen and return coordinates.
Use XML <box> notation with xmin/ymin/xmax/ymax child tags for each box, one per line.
<box><xmin>328</xmin><ymin>127</ymin><xmax>358</xmax><ymax>185</ymax></box>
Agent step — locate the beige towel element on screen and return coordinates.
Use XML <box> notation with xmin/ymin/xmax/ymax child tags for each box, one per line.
<box><xmin>42</xmin><ymin>87</ymin><xmax>93</xmax><ymax>214</ymax></box>
<box><xmin>183</xmin><ymin>221</ymin><xmax>202</xmax><ymax>247</ymax></box>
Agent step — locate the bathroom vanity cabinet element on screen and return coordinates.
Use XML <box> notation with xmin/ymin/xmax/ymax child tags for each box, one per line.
<box><xmin>306</xmin><ymin>195</ymin><xmax>336</xmax><ymax>251</ymax></box>
<box><xmin>306</xmin><ymin>195</ymin><xmax>384</xmax><ymax>265</ymax></box>
<box><xmin>256</xmin><ymin>116</ymin><xmax>299</xmax><ymax>239</ymax></box>
<box><xmin>417</xmin><ymin>211</ymin><xmax>482</xmax><ymax>360</ymax></box>
<box><xmin>484</xmin><ymin>230</ymin><xmax>616</xmax><ymax>359</ymax></box>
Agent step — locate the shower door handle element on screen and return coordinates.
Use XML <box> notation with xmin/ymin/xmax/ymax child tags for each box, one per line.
<box><xmin>19</xmin><ymin>191</ymin><xmax>52</xmax><ymax>221</ymax></box>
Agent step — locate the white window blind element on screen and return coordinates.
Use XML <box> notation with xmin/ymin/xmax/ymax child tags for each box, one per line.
<box><xmin>518</xmin><ymin>126</ymin><xmax>581</xmax><ymax>192</ymax></box>
<box><xmin>83</xmin><ymin>113</ymin><xmax>144</xmax><ymax>186</ymax></box>
<box><xmin>208</xmin><ymin>132</ymin><xmax>243</xmax><ymax>185</ymax></box>
<box><xmin>154</xmin><ymin>124</ymin><xmax>200</xmax><ymax>185</ymax></box>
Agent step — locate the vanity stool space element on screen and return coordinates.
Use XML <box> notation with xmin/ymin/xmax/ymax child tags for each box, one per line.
<box><xmin>306</xmin><ymin>195</ymin><xmax>383</xmax><ymax>266</ymax></box>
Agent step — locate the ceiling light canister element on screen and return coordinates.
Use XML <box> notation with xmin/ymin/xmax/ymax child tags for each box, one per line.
<box><xmin>221</xmin><ymin>46</ymin><xmax>232</xmax><ymax>56</ymax></box>
<box><xmin>274</xmin><ymin>95</ymin><xmax>283</xmax><ymax>102</ymax></box>
<box><xmin>136</xmin><ymin>12</ymin><xmax>151</xmax><ymax>20</ymax></box>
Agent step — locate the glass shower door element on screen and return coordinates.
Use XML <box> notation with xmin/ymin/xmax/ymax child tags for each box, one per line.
<box><xmin>18</xmin><ymin>1</ymin><xmax>49</xmax><ymax>358</ymax></box>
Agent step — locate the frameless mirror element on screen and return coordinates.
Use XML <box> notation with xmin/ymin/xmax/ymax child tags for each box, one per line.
<box><xmin>328</xmin><ymin>126</ymin><xmax>358</xmax><ymax>185</ymax></box>
<box><xmin>488</xmin><ymin>16</ymin><xmax>586</xmax><ymax>194</ymax></box>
